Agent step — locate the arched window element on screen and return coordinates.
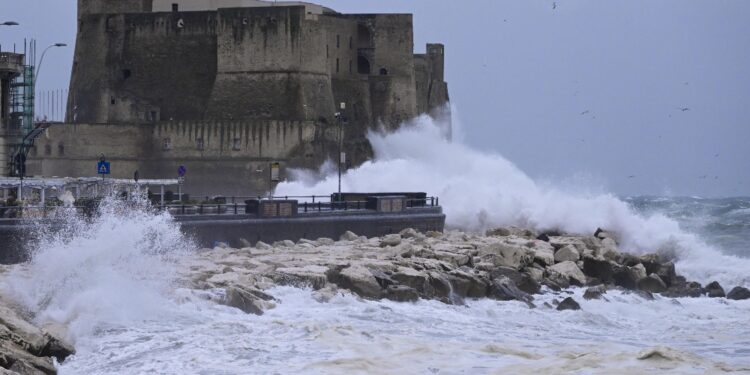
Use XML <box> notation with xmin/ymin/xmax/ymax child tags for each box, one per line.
<box><xmin>58</xmin><ymin>143</ymin><xmax>65</xmax><ymax>156</ymax></box>
<box><xmin>357</xmin><ymin>24</ymin><xmax>372</xmax><ymax>47</ymax></box>
<box><xmin>44</xmin><ymin>144</ymin><xmax>52</xmax><ymax>156</ymax></box>
<box><xmin>379</xmin><ymin>68</ymin><xmax>388</xmax><ymax>76</ymax></box>
<box><xmin>357</xmin><ymin>56</ymin><xmax>371</xmax><ymax>75</ymax></box>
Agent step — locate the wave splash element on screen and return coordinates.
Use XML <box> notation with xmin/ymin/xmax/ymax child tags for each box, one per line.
<box><xmin>2</xmin><ymin>193</ymin><xmax>194</xmax><ymax>342</ymax></box>
<box><xmin>276</xmin><ymin>114</ymin><xmax>749</xmax><ymax>287</ymax></box>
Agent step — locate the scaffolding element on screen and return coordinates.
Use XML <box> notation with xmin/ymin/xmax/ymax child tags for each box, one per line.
<box><xmin>9</xmin><ymin>40</ymin><xmax>34</xmax><ymax>137</ymax></box>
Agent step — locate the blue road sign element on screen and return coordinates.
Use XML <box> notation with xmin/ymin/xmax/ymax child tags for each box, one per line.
<box><xmin>97</xmin><ymin>161</ymin><xmax>111</xmax><ymax>175</ymax></box>
<box><xmin>178</xmin><ymin>165</ymin><xmax>187</xmax><ymax>177</ymax></box>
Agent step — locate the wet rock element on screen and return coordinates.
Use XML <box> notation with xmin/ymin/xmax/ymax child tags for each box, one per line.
<box><xmin>488</xmin><ymin>276</ymin><xmax>534</xmax><ymax>307</ymax></box>
<box><xmin>254</xmin><ymin>241</ymin><xmax>272</xmax><ymax>250</ymax></box>
<box><xmin>312</xmin><ymin>285</ymin><xmax>339</xmax><ymax>303</ymax></box>
<box><xmin>704</xmin><ymin>281</ymin><xmax>726</xmax><ymax>298</ymax></box>
<box><xmin>339</xmin><ymin>231</ymin><xmax>359</xmax><ymax>241</ymax></box>
<box><xmin>380</xmin><ymin>234</ymin><xmax>402</xmax><ymax>247</ymax></box>
<box><xmin>450</xmin><ymin>268</ymin><xmax>489</xmax><ymax>298</ymax></box>
<box><xmin>391</xmin><ymin>267</ymin><xmax>430</xmax><ymax>292</ymax></box>
<box><xmin>662</xmin><ymin>281</ymin><xmax>703</xmax><ymax>298</ymax></box>
<box><xmin>315</xmin><ymin>237</ymin><xmax>335</xmax><ymax>246</ymax></box>
<box><xmin>433</xmin><ymin>251</ymin><xmax>471</xmax><ymax>267</ymax></box>
<box><xmin>425</xmin><ymin>231</ymin><xmax>442</xmax><ymax>238</ymax></box>
<box><xmin>637</xmin><ymin>273</ymin><xmax>667</xmax><ymax>293</ymax></box>
<box><xmin>594</xmin><ymin>228</ymin><xmax>619</xmax><ymax>244</ymax></box>
<box><xmin>297</xmin><ymin>238</ymin><xmax>317</xmax><ymax>246</ymax></box>
<box><xmin>479</xmin><ymin>242</ymin><xmax>533</xmax><ymax>270</ymax></box>
<box><xmin>490</xmin><ymin>267</ymin><xmax>540</xmax><ymax>294</ymax></box>
<box><xmin>486</xmin><ymin>227</ymin><xmax>536</xmax><ymax>238</ymax></box>
<box><xmin>582</xmin><ymin>256</ymin><xmax>616</xmax><ymax>283</ymax></box>
<box><xmin>238</xmin><ymin>238</ymin><xmax>252</xmax><ymax>248</ymax></box>
<box><xmin>334</xmin><ymin>265</ymin><xmax>383</xmax><ymax>299</ymax></box>
<box><xmin>548</xmin><ymin>261</ymin><xmax>587</xmax><ymax>286</ymax></box>
<box><xmin>399</xmin><ymin>228</ymin><xmax>419</xmax><ymax>239</ymax></box>
<box><xmin>274</xmin><ymin>265</ymin><xmax>329</xmax><ymax>290</ymax></box>
<box><xmin>224</xmin><ymin>286</ymin><xmax>276</xmax><ymax>315</ymax></box>
<box><xmin>525</xmin><ymin>265</ymin><xmax>545</xmax><ymax>284</ymax></box>
<box><xmin>272</xmin><ymin>240</ymin><xmax>295</xmax><ymax>248</ymax></box>
<box><xmin>727</xmin><ymin>286</ymin><xmax>750</xmax><ymax>300</ymax></box>
<box><xmin>530</xmin><ymin>242</ymin><xmax>555</xmax><ymax>266</ymax></box>
<box><xmin>656</xmin><ymin>262</ymin><xmax>677</xmax><ymax>286</ymax></box>
<box><xmin>556</xmin><ymin>297</ymin><xmax>581</xmax><ymax>311</ymax></box>
<box><xmin>639</xmin><ymin>253</ymin><xmax>663</xmax><ymax>275</ymax></box>
<box><xmin>583</xmin><ymin>285</ymin><xmax>607</xmax><ymax>300</ymax></box>
<box><xmin>385</xmin><ymin>285</ymin><xmax>419</xmax><ymax>302</ymax></box>
<box><xmin>599</xmin><ymin>238</ymin><xmax>621</xmax><ymax>260</ymax></box>
<box><xmin>554</xmin><ymin>245</ymin><xmax>580</xmax><ymax>263</ymax></box>
<box><xmin>613</xmin><ymin>264</ymin><xmax>647</xmax><ymax>290</ymax></box>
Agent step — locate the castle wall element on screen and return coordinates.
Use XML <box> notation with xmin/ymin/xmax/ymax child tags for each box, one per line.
<box><xmin>205</xmin><ymin>6</ymin><xmax>335</xmax><ymax>122</ymax></box>
<box><xmin>28</xmin><ymin>120</ymin><xmax>332</xmax><ymax>196</ymax></box>
<box><xmin>78</xmin><ymin>0</ymin><xmax>153</xmax><ymax>18</ymax></box>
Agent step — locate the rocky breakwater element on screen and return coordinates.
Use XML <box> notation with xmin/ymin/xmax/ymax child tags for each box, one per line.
<box><xmin>176</xmin><ymin>227</ymin><xmax>750</xmax><ymax>315</ymax></box>
<box><xmin>0</xmin><ymin>270</ymin><xmax>75</xmax><ymax>374</ymax></box>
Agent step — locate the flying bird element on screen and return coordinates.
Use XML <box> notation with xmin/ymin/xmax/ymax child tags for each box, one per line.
<box><xmin>552</xmin><ymin>2</ymin><xmax>557</xmax><ymax>10</ymax></box>
<box><xmin>677</xmin><ymin>107</ymin><xmax>690</xmax><ymax>112</ymax></box>
<box><xmin>628</xmin><ymin>175</ymin><xmax>636</xmax><ymax>179</ymax></box>
<box><xmin>580</xmin><ymin>110</ymin><xmax>590</xmax><ymax>115</ymax></box>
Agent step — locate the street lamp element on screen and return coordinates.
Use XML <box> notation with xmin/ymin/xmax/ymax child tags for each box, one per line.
<box><xmin>335</xmin><ymin>102</ymin><xmax>347</xmax><ymax>201</ymax></box>
<box><xmin>35</xmin><ymin>43</ymin><xmax>67</xmax><ymax>90</ymax></box>
<box><xmin>1</xmin><ymin>21</ymin><xmax>19</xmax><ymax>26</ymax></box>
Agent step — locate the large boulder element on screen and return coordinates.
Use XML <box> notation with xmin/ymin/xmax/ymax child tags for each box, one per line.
<box><xmin>486</xmin><ymin>227</ymin><xmax>537</xmax><ymax>239</ymax></box>
<box><xmin>478</xmin><ymin>242</ymin><xmax>534</xmax><ymax>270</ymax></box>
<box><xmin>274</xmin><ymin>265</ymin><xmax>329</xmax><ymax>290</ymax></box>
<box><xmin>637</xmin><ymin>273</ymin><xmax>667</xmax><ymax>293</ymax></box>
<box><xmin>224</xmin><ymin>286</ymin><xmax>276</xmax><ymax>315</ymax></box>
<box><xmin>490</xmin><ymin>267</ymin><xmax>540</xmax><ymax>294</ymax></box>
<box><xmin>548</xmin><ymin>261</ymin><xmax>587</xmax><ymax>286</ymax></box>
<box><xmin>594</xmin><ymin>228</ymin><xmax>619</xmax><ymax>244</ymax></box>
<box><xmin>582</xmin><ymin>256</ymin><xmax>616</xmax><ymax>283</ymax></box>
<box><xmin>391</xmin><ymin>267</ymin><xmax>430</xmax><ymax>292</ymax></box>
<box><xmin>656</xmin><ymin>262</ymin><xmax>677</xmax><ymax>286</ymax></box>
<box><xmin>384</xmin><ymin>285</ymin><xmax>419</xmax><ymax>302</ymax></box>
<box><xmin>333</xmin><ymin>265</ymin><xmax>383</xmax><ymax>299</ymax></box>
<box><xmin>583</xmin><ymin>285</ymin><xmax>607</xmax><ymax>300</ymax></box>
<box><xmin>662</xmin><ymin>281</ymin><xmax>703</xmax><ymax>298</ymax></box>
<box><xmin>339</xmin><ymin>231</ymin><xmax>359</xmax><ymax>241</ymax></box>
<box><xmin>556</xmin><ymin>297</ymin><xmax>581</xmax><ymax>311</ymax></box>
<box><xmin>727</xmin><ymin>286</ymin><xmax>750</xmax><ymax>300</ymax></box>
<box><xmin>704</xmin><ymin>281</ymin><xmax>726</xmax><ymax>298</ymax></box>
<box><xmin>613</xmin><ymin>264</ymin><xmax>647</xmax><ymax>290</ymax></box>
<box><xmin>380</xmin><ymin>234</ymin><xmax>402</xmax><ymax>247</ymax></box>
<box><xmin>450</xmin><ymin>268</ymin><xmax>490</xmax><ymax>298</ymax></box>
<box><xmin>488</xmin><ymin>276</ymin><xmax>534</xmax><ymax>307</ymax></box>
<box><xmin>554</xmin><ymin>245</ymin><xmax>580</xmax><ymax>263</ymax></box>
<box><xmin>530</xmin><ymin>242</ymin><xmax>555</xmax><ymax>266</ymax></box>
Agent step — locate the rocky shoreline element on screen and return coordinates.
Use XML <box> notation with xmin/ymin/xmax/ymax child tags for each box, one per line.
<box><xmin>0</xmin><ymin>294</ymin><xmax>74</xmax><ymax>374</ymax></box>
<box><xmin>177</xmin><ymin>227</ymin><xmax>750</xmax><ymax>315</ymax></box>
<box><xmin>2</xmin><ymin>226</ymin><xmax>749</xmax><ymax>374</ymax></box>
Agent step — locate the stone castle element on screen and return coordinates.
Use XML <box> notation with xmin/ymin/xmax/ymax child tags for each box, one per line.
<box><xmin>26</xmin><ymin>0</ymin><xmax>449</xmax><ymax>196</ymax></box>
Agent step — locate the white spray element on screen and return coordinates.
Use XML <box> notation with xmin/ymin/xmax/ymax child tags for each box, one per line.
<box><xmin>276</xmin><ymin>112</ymin><xmax>750</xmax><ymax>288</ymax></box>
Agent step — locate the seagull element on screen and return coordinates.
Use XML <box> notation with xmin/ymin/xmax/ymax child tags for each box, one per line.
<box><xmin>628</xmin><ymin>175</ymin><xmax>636</xmax><ymax>179</ymax></box>
<box><xmin>714</xmin><ymin>153</ymin><xmax>719</xmax><ymax>157</ymax></box>
<box><xmin>677</xmin><ymin>107</ymin><xmax>690</xmax><ymax>112</ymax></box>
<box><xmin>580</xmin><ymin>110</ymin><xmax>590</xmax><ymax>115</ymax></box>
<box><xmin>553</xmin><ymin>2</ymin><xmax>557</xmax><ymax>10</ymax></box>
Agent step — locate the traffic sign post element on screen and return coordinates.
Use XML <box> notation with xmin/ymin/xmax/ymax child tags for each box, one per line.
<box><xmin>177</xmin><ymin>166</ymin><xmax>187</xmax><ymax>203</ymax></box>
<box><xmin>97</xmin><ymin>160</ymin><xmax>111</xmax><ymax>178</ymax></box>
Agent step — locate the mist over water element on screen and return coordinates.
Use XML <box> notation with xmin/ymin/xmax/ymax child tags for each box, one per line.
<box><xmin>276</xmin><ymin>113</ymin><xmax>750</xmax><ymax>288</ymax></box>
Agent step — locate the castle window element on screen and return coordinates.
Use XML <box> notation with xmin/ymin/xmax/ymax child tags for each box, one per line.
<box><xmin>150</xmin><ymin>111</ymin><xmax>158</xmax><ymax>122</ymax></box>
<box><xmin>122</xmin><ymin>69</ymin><xmax>131</xmax><ymax>80</ymax></box>
<box><xmin>358</xmin><ymin>24</ymin><xmax>372</xmax><ymax>47</ymax></box>
<box><xmin>30</xmin><ymin>146</ymin><xmax>37</xmax><ymax>157</ymax></box>
<box><xmin>163</xmin><ymin>138</ymin><xmax>172</xmax><ymax>151</ymax></box>
<box><xmin>357</xmin><ymin>56</ymin><xmax>371</xmax><ymax>75</ymax></box>
<box><xmin>172</xmin><ymin>3</ymin><xmax>179</xmax><ymax>12</ymax></box>
<box><xmin>349</xmin><ymin>60</ymin><xmax>352</xmax><ymax>73</ymax></box>
<box><xmin>110</xmin><ymin>97</ymin><xmax>116</xmax><ymax>105</ymax></box>
<box><xmin>326</xmin><ymin>45</ymin><xmax>329</xmax><ymax>58</ymax></box>
<box><xmin>44</xmin><ymin>144</ymin><xmax>52</xmax><ymax>156</ymax></box>
<box><xmin>196</xmin><ymin>138</ymin><xmax>204</xmax><ymax>151</ymax></box>
<box><xmin>379</xmin><ymin>68</ymin><xmax>388</xmax><ymax>76</ymax></box>
<box><xmin>336</xmin><ymin>35</ymin><xmax>340</xmax><ymax>48</ymax></box>
<box><xmin>58</xmin><ymin>143</ymin><xmax>65</xmax><ymax>156</ymax></box>
<box><xmin>232</xmin><ymin>138</ymin><xmax>241</xmax><ymax>151</ymax></box>
<box><xmin>336</xmin><ymin>58</ymin><xmax>339</xmax><ymax>73</ymax></box>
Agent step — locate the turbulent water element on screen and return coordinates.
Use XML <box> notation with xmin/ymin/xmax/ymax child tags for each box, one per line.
<box><xmin>2</xmin><ymin>117</ymin><xmax>750</xmax><ymax>374</ymax></box>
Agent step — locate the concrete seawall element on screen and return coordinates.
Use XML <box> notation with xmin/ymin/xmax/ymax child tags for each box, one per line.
<box><xmin>0</xmin><ymin>207</ymin><xmax>445</xmax><ymax>264</ymax></box>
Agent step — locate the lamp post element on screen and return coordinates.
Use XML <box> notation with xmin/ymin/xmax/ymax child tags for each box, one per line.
<box><xmin>335</xmin><ymin>102</ymin><xmax>346</xmax><ymax>201</ymax></box>
<box><xmin>35</xmin><ymin>43</ymin><xmax>67</xmax><ymax>92</ymax></box>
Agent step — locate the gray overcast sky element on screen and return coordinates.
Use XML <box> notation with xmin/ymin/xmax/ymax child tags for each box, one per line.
<box><xmin>1</xmin><ymin>1</ymin><xmax>748</xmax><ymax>197</ymax></box>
